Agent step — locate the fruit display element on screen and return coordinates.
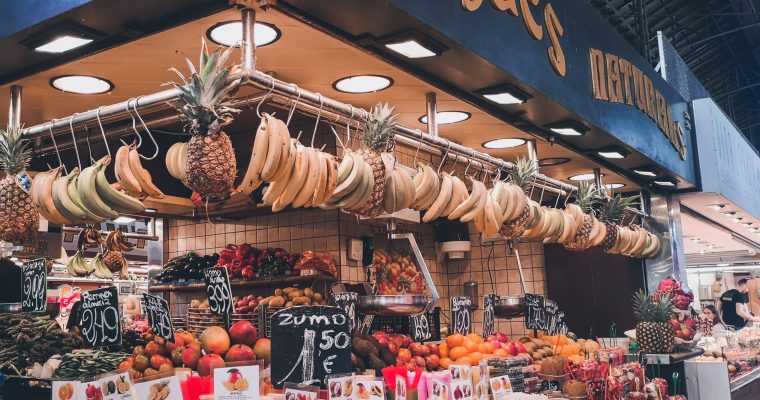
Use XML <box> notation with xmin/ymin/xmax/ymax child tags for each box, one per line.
<box><xmin>0</xmin><ymin>313</ymin><xmax>83</xmax><ymax>374</ymax></box>
<box><xmin>217</xmin><ymin>244</ymin><xmax>299</xmax><ymax>279</ymax></box>
<box><xmin>373</xmin><ymin>248</ymin><xmax>425</xmax><ymax>295</ymax></box>
<box><xmin>234</xmin><ymin>292</ymin><xmax>264</xmax><ymax>315</ymax></box>
<box><xmin>259</xmin><ymin>285</ymin><xmax>326</xmax><ymax>308</ymax></box>
<box><xmin>256</xmin><ymin>247</ymin><xmax>298</xmax><ymax>278</ymax></box>
<box><xmin>165</xmin><ymin>141</ymin><xmax>189</xmax><ymax>187</ymax></box>
<box><xmin>53</xmin><ymin>351</ymin><xmax>130</xmax><ymax>379</ymax></box>
<box><xmin>632</xmin><ymin>289</ymin><xmax>676</xmax><ymax>354</ymax></box>
<box><xmin>103</xmin><ymin>229</ymin><xmax>133</xmax><ymax>278</ymax></box>
<box><xmin>0</xmin><ymin>124</ymin><xmax>39</xmax><ymax>245</ymax></box>
<box><xmin>152</xmin><ymin>252</ymin><xmax>219</xmax><ymax>283</ymax></box>
<box><xmin>294</xmin><ymin>251</ymin><xmax>338</xmax><ymax>277</ymax></box>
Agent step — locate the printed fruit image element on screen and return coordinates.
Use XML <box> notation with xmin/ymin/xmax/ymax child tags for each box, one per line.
<box><xmin>222</xmin><ymin>368</ymin><xmax>250</xmax><ymax>391</ymax></box>
<box><xmin>116</xmin><ymin>376</ymin><xmax>131</xmax><ymax>394</ymax></box>
<box><xmin>147</xmin><ymin>381</ymin><xmax>171</xmax><ymax>400</ymax></box>
<box><xmin>58</xmin><ymin>382</ymin><xmax>75</xmax><ymax>400</ymax></box>
<box><xmin>197</xmin><ymin>353</ymin><xmax>226</xmax><ymax>377</ymax></box>
<box><xmin>85</xmin><ymin>383</ymin><xmax>103</xmax><ymax>400</ymax></box>
<box><xmin>254</xmin><ymin>338</ymin><xmax>271</xmax><ymax>365</ymax></box>
<box><xmin>225</xmin><ymin>344</ymin><xmax>256</xmax><ymax>362</ymax></box>
<box><xmin>200</xmin><ymin>326</ymin><xmax>231</xmax><ymax>355</ymax></box>
<box><xmin>229</xmin><ymin>320</ymin><xmax>258</xmax><ymax>346</ymax></box>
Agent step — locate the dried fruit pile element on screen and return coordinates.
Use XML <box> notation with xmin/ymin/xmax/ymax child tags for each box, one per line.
<box><xmin>0</xmin><ymin>313</ymin><xmax>82</xmax><ymax>374</ymax></box>
<box><xmin>54</xmin><ymin>351</ymin><xmax>130</xmax><ymax>379</ymax></box>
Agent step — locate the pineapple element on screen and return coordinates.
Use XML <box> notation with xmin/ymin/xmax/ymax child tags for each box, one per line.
<box><xmin>563</xmin><ymin>182</ymin><xmax>597</xmax><ymax>251</ymax></box>
<box><xmin>600</xmin><ymin>193</ymin><xmax>637</xmax><ymax>250</ymax></box>
<box><xmin>499</xmin><ymin>157</ymin><xmax>537</xmax><ymax>238</ymax></box>
<box><xmin>0</xmin><ymin>124</ymin><xmax>39</xmax><ymax>247</ymax></box>
<box><xmin>632</xmin><ymin>289</ymin><xmax>675</xmax><ymax>354</ymax></box>
<box><xmin>354</xmin><ymin>103</ymin><xmax>398</xmax><ymax>217</ymax></box>
<box><xmin>168</xmin><ymin>38</ymin><xmax>242</xmax><ymax>198</ymax></box>
<box><xmin>103</xmin><ymin>245</ymin><xmax>127</xmax><ymax>276</ymax></box>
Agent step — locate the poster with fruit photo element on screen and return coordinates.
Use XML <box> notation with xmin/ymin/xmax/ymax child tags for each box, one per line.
<box><xmin>449</xmin><ymin>364</ymin><xmax>473</xmax><ymax>400</ymax></box>
<box><xmin>95</xmin><ymin>372</ymin><xmax>135</xmax><ymax>400</ymax></box>
<box><xmin>134</xmin><ymin>375</ymin><xmax>182</xmax><ymax>400</ymax></box>
<box><xmin>353</xmin><ymin>377</ymin><xmax>384</xmax><ymax>400</ymax></box>
<box><xmin>488</xmin><ymin>375</ymin><xmax>512</xmax><ymax>400</ymax></box>
<box><xmin>213</xmin><ymin>365</ymin><xmax>259</xmax><ymax>399</ymax></box>
<box><xmin>327</xmin><ymin>374</ymin><xmax>355</xmax><ymax>400</ymax></box>
<box><xmin>284</xmin><ymin>386</ymin><xmax>319</xmax><ymax>400</ymax></box>
<box><xmin>52</xmin><ymin>380</ymin><xmax>84</xmax><ymax>400</ymax></box>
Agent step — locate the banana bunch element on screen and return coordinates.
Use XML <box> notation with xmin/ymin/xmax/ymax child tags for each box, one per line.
<box><xmin>90</xmin><ymin>253</ymin><xmax>114</xmax><ymax>279</ymax></box>
<box><xmin>115</xmin><ymin>144</ymin><xmax>165</xmax><ymax>199</ymax></box>
<box><xmin>77</xmin><ymin>226</ymin><xmax>103</xmax><ymax>249</ymax></box>
<box><xmin>66</xmin><ymin>251</ymin><xmax>93</xmax><ymax>277</ymax></box>
<box><xmin>165</xmin><ymin>142</ymin><xmax>189</xmax><ymax>186</ymax></box>
<box><xmin>381</xmin><ymin>167</ymin><xmax>416</xmax><ymax>214</ymax></box>
<box><xmin>320</xmin><ymin>152</ymin><xmax>375</xmax><ymax>211</ymax></box>
<box><xmin>31</xmin><ymin>167</ymin><xmax>71</xmax><ymax>225</ymax></box>
<box><xmin>420</xmin><ymin>172</ymin><xmax>461</xmax><ymax>222</ymax></box>
<box><xmin>607</xmin><ymin>225</ymin><xmax>661</xmax><ymax>258</ymax></box>
<box><xmin>240</xmin><ymin>113</ymin><xmax>293</xmax><ymax>195</ymax></box>
<box><xmin>411</xmin><ymin>164</ymin><xmax>440</xmax><ymax>211</ymax></box>
<box><xmin>105</xmin><ymin>229</ymin><xmax>135</xmax><ymax>252</ymax></box>
<box><xmin>490</xmin><ymin>181</ymin><xmax>529</xmax><ymax>225</ymax></box>
<box><xmin>522</xmin><ymin>207</ymin><xmax>573</xmax><ymax>243</ymax></box>
<box><xmin>262</xmin><ymin>142</ymin><xmax>339</xmax><ymax>212</ymax></box>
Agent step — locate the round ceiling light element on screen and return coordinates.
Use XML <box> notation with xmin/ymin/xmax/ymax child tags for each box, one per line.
<box><xmin>419</xmin><ymin>111</ymin><xmax>470</xmax><ymax>125</ymax></box>
<box><xmin>538</xmin><ymin>157</ymin><xmax>571</xmax><ymax>167</ymax></box>
<box><xmin>207</xmin><ymin>21</ymin><xmax>281</xmax><ymax>47</ymax></box>
<box><xmin>333</xmin><ymin>75</ymin><xmax>393</xmax><ymax>93</ymax></box>
<box><xmin>50</xmin><ymin>75</ymin><xmax>113</xmax><ymax>94</ymax></box>
<box><xmin>482</xmin><ymin>138</ymin><xmax>526</xmax><ymax>149</ymax></box>
<box><xmin>569</xmin><ymin>173</ymin><xmax>602</xmax><ymax>181</ymax></box>
<box><xmin>605</xmin><ymin>183</ymin><xmax>625</xmax><ymax>189</ymax></box>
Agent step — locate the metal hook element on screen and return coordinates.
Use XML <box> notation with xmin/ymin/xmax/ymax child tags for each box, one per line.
<box><xmin>95</xmin><ymin>107</ymin><xmax>111</xmax><ymax>158</ymax></box>
<box><xmin>554</xmin><ymin>188</ymin><xmax>561</xmax><ymax>208</ymax></box>
<box><xmin>449</xmin><ymin>151</ymin><xmax>459</xmax><ymax>176</ymax></box>
<box><xmin>285</xmin><ymin>83</ymin><xmax>301</xmax><ymax>127</ymax></box>
<box><xmin>346</xmin><ymin>104</ymin><xmax>355</xmax><ymax>149</ymax></box>
<box><xmin>132</xmin><ymin>96</ymin><xmax>159</xmax><ymax>160</ymax></box>
<box><xmin>257</xmin><ymin>75</ymin><xmax>276</xmax><ymax>119</ymax></box>
<box><xmin>84</xmin><ymin>125</ymin><xmax>96</xmax><ymax>165</ymax></box>
<box><xmin>121</xmin><ymin>98</ymin><xmax>141</xmax><ymax>147</ymax></box>
<box><xmin>437</xmin><ymin>140</ymin><xmax>451</xmax><ymax>176</ymax></box>
<box><xmin>463</xmin><ymin>152</ymin><xmax>473</xmax><ymax>177</ymax></box>
<box><xmin>412</xmin><ymin>130</ymin><xmax>424</xmax><ymax>166</ymax></box>
<box><xmin>322</xmin><ymin>120</ymin><xmax>346</xmax><ymax>151</ymax></box>
<box><xmin>538</xmin><ymin>176</ymin><xmax>547</xmax><ymax>204</ymax></box>
<box><xmin>48</xmin><ymin>120</ymin><xmax>66</xmax><ymax>174</ymax></box>
<box><xmin>69</xmin><ymin>114</ymin><xmax>82</xmax><ymax>170</ymax></box>
<box><xmin>311</xmin><ymin>94</ymin><xmax>324</xmax><ymax>148</ymax></box>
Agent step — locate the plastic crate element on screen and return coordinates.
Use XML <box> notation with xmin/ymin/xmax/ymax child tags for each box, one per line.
<box><xmin>367</xmin><ymin>307</ymin><xmax>441</xmax><ymax>341</ymax></box>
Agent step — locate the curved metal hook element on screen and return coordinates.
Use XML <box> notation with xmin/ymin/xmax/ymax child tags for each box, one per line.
<box><xmin>437</xmin><ymin>140</ymin><xmax>451</xmax><ymax>176</ymax></box>
<box><xmin>95</xmin><ymin>107</ymin><xmax>111</xmax><ymax>158</ymax></box>
<box><xmin>69</xmin><ymin>114</ymin><xmax>82</xmax><ymax>170</ymax></box>
<box><xmin>345</xmin><ymin>104</ymin><xmax>355</xmax><ymax>150</ymax></box>
<box><xmin>449</xmin><ymin>151</ymin><xmax>459</xmax><ymax>176</ymax></box>
<box><xmin>48</xmin><ymin>120</ymin><xmax>66</xmax><ymax>174</ymax></box>
<box><xmin>322</xmin><ymin>119</ymin><xmax>346</xmax><ymax>151</ymax></box>
<box><xmin>412</xmin><ymin>130</ymin><xmax>424</xmax><ymax>166</ymax></box>
<box><xmin>84</xmin><ymin>125</ymin><xmax>96</xmax><ymax>165</ymax></box>
<box><xmin>121</xmin><ymin>98</ymin><xmax>142</xmax><ymax>147</ymax></box>
<box><xmin>285</xmin><ymin>83</ymin><xmax>301</xmax><ymax>127</ymax></box>
<box><xmin>256</xmin><ymin>75</ymin><xmax>276</xmax><ymax>119</ymax></box>
<box><xmin>311</xmin><ymin>94</ymin><xmax>324</xmax><ymax>148</ymax></box>
<box><xmin>132</xmin><ymin>96</ymin><xmax>159</xmax><ymax>160</ymax></box>
<box><xmin>463</xmin><ymin>151</ymin><xmax>473</xmax><ymax>177</ymax></box>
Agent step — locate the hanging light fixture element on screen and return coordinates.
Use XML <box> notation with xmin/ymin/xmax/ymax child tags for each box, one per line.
<box><xmin>207</xmin><ymin>21</ymin><xmax>281</xmax><ymax>47</ymax></box>
<box><xmin>482</xmin><ymin>138</ymin><xmax>526</xmax><ymax>149</ymax></box>
<box><xmin>50</xmin><ymin>75</ymin><xmax>113</xmax><ymax>94</ymax></box>
<box><xmin>544</xmin><ymin>120</ymin><xmax>589</xmax><ymax>136</ymax></box>
<box><xmin>333</xmin><ymin>75</ymin><xmax>393</xmax><ymax>93</ymax></box>
<box><xmin>419</xmin><ymin>111</ymin><xmax>470</xmax><ymax>125</ymax></box>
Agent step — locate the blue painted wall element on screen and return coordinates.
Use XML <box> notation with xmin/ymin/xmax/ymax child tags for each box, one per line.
<box><xmin>0</xmin><ymin>0</ymin><xmax>92</xmax><ymax>38</ymax></box>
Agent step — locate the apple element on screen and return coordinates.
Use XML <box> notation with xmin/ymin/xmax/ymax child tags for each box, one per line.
<box><xmin>425</xmin><ymin>354</ymin><xmax>440</xmax><ymax>371</ymax></box>
<box><xmin>197</xmin><ymin>354</ymin><xmax>226</xmax><ymax>377</ymax></box>
<box><xmin>388</xmin><ymin>342</ymin><xmax>399</xmax><ymax>355</ymax></box>
<box><xmin>400</xmin><ymin>335</ymin><xmax>413</xmax><ymax>348</ymax></box>
<box><xmin>409</xmin><ymin>343</ymin><xmax>426</xmax><ymax>357</ymax></box>
<box><xmin>505</xmin><ymin>342</ymin><xmax>518</xmax><ymax>356</ymax></box>
<box><xmin>181</xmin><ymin>346</ymin><xmax>202</xmax><ymax>369</ymax></box>
<box><xmin>228</xmin><ymin>321</ymin><xmax>258</xmax><ymax>347</ymax></box>
<box><xmin>225</xmin><ymin>344</ymin><xmax>256</xmax><ymax>362</ymax></box>
<box><xmin>515</xmin><ymin>342</ymin><xmax>527</xmax><ymax>354</ymax></box>
<box><xmin>412</xmin><ymin>356</ymin><xmax>426</xmax><ymax>369</ymax></box>
<box><xmin>427</xmin><ymin>343</ymin><xmax>440</xmax><ymax>357</ymax></box>
<box><xmin>494</xmin><ymin>332</ymin><xmax>509</xmax><ymax>343</ymax></box>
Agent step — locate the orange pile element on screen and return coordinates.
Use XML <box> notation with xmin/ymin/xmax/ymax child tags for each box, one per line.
<box><xmin>440</xmin><ymin>333</ymin><xmax>509</xmax><ymax>367</ymax></box>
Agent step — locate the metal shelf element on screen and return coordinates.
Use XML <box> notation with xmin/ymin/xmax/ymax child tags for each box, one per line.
<box><xmin>148</xmin><ymin>274</ymin><xmax>335</xmax><ymax>293</ymax></box>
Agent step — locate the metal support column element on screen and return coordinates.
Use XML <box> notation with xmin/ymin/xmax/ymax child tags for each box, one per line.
<box><xmin>593</xmin><ymin>168</ymin><xmax>604</xmax><ymax>191</ymax></box>
<box><xmin>425</xmin><ymin>92</ymin><xmax>438</xmax><ymax>137</ymax></box>
<box><xmin>8</xmin><ymin>85</ymin><xmax>21</xmax><ymax>129</ymax></box>
<box><xmin>644</xmin><ymin>193</ymin><xmax>687</xmax><ymax>292</ymax></box>
<box><xmin>241</xmin><ymin>7</ymin><xmax>256</xmax><ymax>73</ymax></box>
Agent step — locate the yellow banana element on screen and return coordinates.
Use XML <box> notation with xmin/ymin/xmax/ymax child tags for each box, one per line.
<box><xmin>52</xmin><ymin>170</ymin><xmax>88</xmax><ymax>222</ymax></box>
<box><xmin>293</xmin><ymin>147</ymin><xmax>322</xmax><ymax>208</ymax></box>
<box><xmin>240</xmin><ymin>115</ymin><xmax>272</xmax><ymax>194</ymax></box>
<box><xmin>128</xmin><ymin>147</ymin><xmax>165</xmax><ymax>199</ymax></box>
<box><xmin>114</xmin><ymin>145</ymin><xmax>143</xmax><ymax>196</ymax></box>
<box><xmin>275</xmin><ymin>145</ymin><xmax>309</xmax><ymax>210</ymax></box>
<box><xmin>78</xmin><ymin>160</ymin><xmax>119</xmax><ymax>219</ymax></box>
<box><xmin>423</xmin><ymin>173</ymin><xmax>452</xmax><ymax>222</ymax></box>
<box><xmin>96</xmin><ymin>156</ymin><xmax>146</xmax><ymax>214</ymax></box>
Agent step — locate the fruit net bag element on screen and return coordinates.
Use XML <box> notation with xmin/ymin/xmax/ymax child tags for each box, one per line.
<box><xmin>373</xmin><ymin>245</ymin><xmax>425</xmax><ymax>295</ymax></box>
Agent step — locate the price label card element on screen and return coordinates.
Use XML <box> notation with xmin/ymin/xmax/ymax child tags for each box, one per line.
<box><xmin>134</xmin><ymin>375</ymin><xmax>182</xmax><ymax>400</ymax></box>
<box><xmin>331</xmin><ymin>292</ymin><xmax>358</xmax><ymax>332</ymax></box>
<box><xmin>327</xmin><ymin>374</ymin><xmax>354</xmax><ymax>400</ymax></box>
<box><xmin>214</xmin><ymin>365</ymin><xmax>260</xmax><ymax>399</ymax></box>
<box><xmin>482</xmin><ymin>295</ymin><xmax>496</xmax><ymax>339</ymax></box>
<box><xmin>203</xmin><ymin>267</ymin><xmax>233</xmax><ymax>316</ymax></box>
<box><xmin>52</xmin><ymin>380</ymin><xmax>84</xmax><ymax>400</ymax></box>
<box><xmin>284</xmin><ymin>387</ymin><xmax>318</xmax><ymax>400</ymax></box>
<box><xmin>429</xmin><ymin>376</ymin><xmax>449</xmax><ymax>400</ymax></box>
<box><xmin>539</xmin><ymin>379</ymin><xmax>560</xmax><ymax>392</ymax></box>
<box><xmin>449</xmin><ymin>364</ymin><xmax>473</xmax><ymax>400</ymax></box>
<box><xmin>450</xmin><ymin>297</ymin><xmax>472</xmax><ymax>335</ymax></box>
<box><xmin>488</xmin><ymin>375</ymin><xmax>513</xmax><ymax>400</ymax></box>
<box><xmin>395</xmin><ymin>376</ymin><xmax>407</xmax><ymax>400</ymax></box>
<box><xmin>524</xmin><ymin>294</ymin><xmax>546</xmax><ymax>331</ymax></box>
<box><xmin>79</xmin><ymin>286</ymin><xmax>121</xmax><ymax>348</ymax></box>
<box><xmin>96</xmin><ymin>372</ymin><xmax>134</xmax><ymax>400</ymax></box>
<box><xmin>142</xmin><ymin>294</ymin><xmax>174</xmax><ymax>342</ymax></box>
<box><xmin>271</xmin><ymin>306</ymin><xmax>352</xmax><ymax>389</ymax></box>
<box><xmin>354</xmin><ymin>377</ymin><xmax>385</xmax><ymax>400</ymax></box>
<box><xmin>411</xmin><ymin>313</ymin><xmax>433</xmax><ymax>342</ymax></box>
<box><xmin>21</xmin><ymin>258</ymin><xmax>46</xmax><ymax>312</ymax></box>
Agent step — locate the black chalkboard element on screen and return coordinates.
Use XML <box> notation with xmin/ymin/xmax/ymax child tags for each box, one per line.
<box><xmin>525</xmin><ymin>294</ymin><xmax>547</xmax><ymax>331</ymax></box>
<box><xmin>203</xmin><ymin>267</ymin><xmax>233</xmax><ymax>316</ymax></box>
<box><xmin>21</xmin><ymin>258</ymin><xmax>46</xmax><ymax>313</ymax></box>
<box><xmin>450</xmin><ymin>297</ymin><xmax>472</xmax><ymax>335</ymax></box>
<box><xmin>270</xmin><ymin>306</ymin><xmax>351</xmax><ymax>389</ymax></box>
<box><xmin>410</xmin><ymin>313</ymin><xmax>433</xmax><ymax>342</ymax></box>
<box><xmin>79</xmin><ymin>286</ymin><xmax>121</xmax><ymax>347</ymax></box>
<box><xmin>357</xmin><ymin>314</ymin><xmax>374</xmax><ymax>335</ymax></box>
<box><xmin>331</xmin><ymin>292</ymin><xmax>358</xmax><ymax>332</ymax></box>
<box><xmin>142</xmin><ymin>294</ymin><xmax>174</xmax><ymax>342</ymax></box>
<box><xmin>540</xmin><ymin>380</ymin><xmax>560</xmax><ymax>392</ymax></box>
<box><xmin>482</xmin><ymin>294</ymin><xmax>496</xmax><ymax>338</ymax></box>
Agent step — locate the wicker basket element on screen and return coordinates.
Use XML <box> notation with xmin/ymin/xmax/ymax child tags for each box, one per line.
<box><xmin>187</xmin><ymin>307</ymin><xmax>261</xmax><ymax>336</ymax></box>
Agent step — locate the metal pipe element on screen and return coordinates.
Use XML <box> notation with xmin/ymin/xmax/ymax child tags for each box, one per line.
<box><xmin>425</xmin><ymin>92</ymin><xmax>438</xmax><ymax>137</ymax></box>
<box><xmin>241</xmin><ymin>7</ymin><xmax>256</xmax><ymax>72</ymax></box>
<box><xmin>526</xmin><ymin>139</ymin><xmax>538</xmax><ymax>163</ymax></box>
<box><xmin>593</xmin><ymin>167</ymin><xmax>604</xmax><ymax>190</ymax></box>
<box><xmin>62</xmin><ymin>226</ymin><xmax>159</xmax><ymax>241</ymax></box>
<box><xmin>8</xmin><ymin>85</ymin><xmax>21</xmax><ymax>129</ymax></box>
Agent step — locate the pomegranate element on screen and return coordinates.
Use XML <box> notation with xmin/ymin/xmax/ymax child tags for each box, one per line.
<box><xmin>200</xmin><ymin>326</ymin><xmax>231</xmax><ymax>355</ymax></box>
<box><xmin>225</xmin><ymin>344</ymin><xmax>256</xmax><ymax>362</ymax></box>
<box><xmin>254</xmin><ymin>338</ymin><xmax>271</xmax><ymax>365</ymax></box>
<box><xmin>229</xmin><ymin>321</ymin><xmax>258</xmax><ymax>347</ymax></box>
<box><xmin>197</xmin><ymin>354</ymin><xmax>226</xmax><ymax>377</ymax></box>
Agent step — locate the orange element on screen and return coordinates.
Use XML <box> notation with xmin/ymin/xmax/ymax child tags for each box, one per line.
<box><xmin>493</xmin><ymin>349</ymin><xmax>508</xmax><ymax>357</ymax></box>
<box><xmin>449</xmin><ymin>346</ymin><xmax>468</xmax><ymax>361</ymax></box>
<box><xmin>463</xmin><ymin>339</ymin><xmax>478</xmax><ymax>353</ymax></box>
<box><xmin>446</xmin><ymin>334</ymin><xmax>464</xmax><ymax>348</ymax></box>
<box><xmin>455</xmin><ymin>356</ymin><xmax>472</xmax><ymax>366</ymax></box>
<box><xmin>469</xmin><ymin>352</ymin><xmax>483</xmax><ymax>365</ymax></box>
<box><xmin>466</xmin><ymin>333</ymin><xmax>483</xmax><ymax>344</ymax></box>
<box><xmin>440</xmin><ymin>357</ymin><xmax>453</xmax><ymax>370</ymax></box>
<box><xmin>439</xmin><ymin>343</ymin><xmax>449</xmax><ymax>358</ymax></box>
<box><xmin>478</xmin><ymin>343</ymin><xmax>495</xmax><ymax>354</ymax></box>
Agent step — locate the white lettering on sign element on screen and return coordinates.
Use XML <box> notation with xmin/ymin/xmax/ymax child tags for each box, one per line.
<box><xmin>278</xmin><ymin>312</ymin><xmax>348</xmax><ymax>327</ymax></box>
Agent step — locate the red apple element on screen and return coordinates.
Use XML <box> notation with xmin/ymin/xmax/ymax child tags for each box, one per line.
<box><xmin>400</xmin><ymin>335</ymin><xmax>413</xmax><ymax>348</ymax></box>
<box><xmin>388</xmin><ymin>342</ymin><xmax>399</xmax><ymax>355</ymax></box>
<box><xmin>426</xmin><ymin>343</ymin><xmax>440</xmax><ymax>357</ymax></box>
<box><xmin>228</xmin><ymin>321</ymin><xmax>258</xmax><ymax>347</ymax></box>
<box><xmin>409</xmin><ymin>343</ymin><xmax>426</xmax><ymax>357</ymax></box>
<box><xmin>494</xmin><ymin>332</ymin><xmax>509</xmax><ymax>343</ymax></box>
<box><xmin>197</xmin><ymin>354</ymin><xmax>226</xmax><ymax>377</ymax></box>
<box><xmin>181</xmin><ymin>346</ymin><xmax>202</xmax><ymax>369</ymax></box>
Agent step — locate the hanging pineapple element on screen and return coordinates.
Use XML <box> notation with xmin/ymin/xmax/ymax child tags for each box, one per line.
<box><xmin>354</xmin><ymin>103</ymin><xmax>398</xmax><ymax>217</ymax></box>
<box><xmin>0</xmin><ymin>124</ymin><xmax>39</xmax><ymax>246</ymax></box>
<box><xmin>499</xmin><ymin>157</ymin><xmax>537</xmax><ymax>239</ymax></box>
<box><xmin>103</xmin><ymin>229</ymin><xmax>130</xmax><ymax>279</ymax></box>
<box><xmin>600</xmin><ymin>193</ymin><xmax>636</xmax><ymax>251</ymax></box>
<box><xmin>632</xmin><ymin>289</ymin><xmax>675</xmax><ymax>354</ymax></box>
<box><xmin>563</xmin><ymin>182</ymin><xmax>597</xmax><ymax>251</ymax></box>
<box><xmin>167</xmin><ymin>38</ymin><xmax>242</xmax><ymax>198</ymax></box>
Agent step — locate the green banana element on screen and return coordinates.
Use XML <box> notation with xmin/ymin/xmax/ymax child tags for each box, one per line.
<box><xmin>67</xmin><ymin>172</ymin><xmax>107</xmax><ymax>222</ymax></box>
<box><xmin>77</xmin><ymin>163</ymin><xmax>119</xmax><ymax>219</ymax></box>
<box><xmin>52</xmin><ymin>173</ymin><xmax>88</xmax><ymax>222</ymax></box>
<box><xmin>94</xmin><ymin>159</ymin><xmax>146</xmax><ymax>214</ymax></box>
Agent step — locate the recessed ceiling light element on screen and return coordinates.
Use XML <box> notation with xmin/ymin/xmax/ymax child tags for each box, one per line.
<box><xmin>333</xmin><ymin>75</ymin><xmax>393</xmax><ymax>93</ymax></box>
<box><xmin>653</xmin><ymin>177</ymin><xmax>677</xmax><ymax>187</ymax></box>
<box><xmin>545</xmin><ymin>120</ymin><xmax>589</xmax><ymax>136</ymax></box>
<box><xmin>632</xmin><ymin>166</ymin><xmax>661</xmax><ymax>177</ymax></box>
<box><xmin>207</xmin><ymin>21</ymin><xmax>281</xmax><ymax>47</ymax></box>
<box><xmin>596</xmin><ymin>146</ymin><xmax>629</xmax><ymax>159</ymax></box>
<box><xmin>475</xmin><ymin>84</ymin><xmax>531</xmax><ymax>105</ymax></box>
<box><xmin>743</xmin><ymin>223</ymin><xmax>753</xmax><ymax>227</ymax></box>
<box><xmin>419</xmin><ymin>111</ymin><xmax>470</xmax><ymax>125</ymax></box>
<box><xmin>538</xmin><ymin>157</ymin><xmax>571</xmax><ymax>167</ymax></box>
<box><xmin>569</xmin><ymin>173</ymin><xmax>601</xmax><ymax>181</ymax></box>
<box><xmin>708</xmin><ymin>204</ymin><xmax>726</xmax><ymax>211</ymax></box>
<box><xmin>385</xmin><ymin>40</ymin><xmax>437</xmax><ymax>58</ymax></box>
<box><xmin>379</xmin><ymin>31</ymin><xmax>447</xmax><ymax>59</ymax></box>
<box><xmin>50</xmin><ymin>75</ymin><xmax>113</xmax><ymax>94</ymax></box>
<box><xmin>482</xmin><ymin>138</ymin><xmax>526</xmax><ymax>149</ymax></box>
<box><xmin>605</xmin><ymin>183</ymin><xmax>626</xmax><ymax>189</ymax></box>
<box><xmin>734</xmin><ymin>217</ymin><xmax>744</xmax><ymax>223</ymax></box>
<box><xmin>35</xmin><ymin>35</ymin><xmax>93</xmax><ymax>53</ymax></box>
<box><xmin>113</xmin><ymin>216</ymin><xmax>136</xmax><ymax>224</ymax></box>
<box><xmin>145</xmin><ymin>208</ymin><xmax>157</xmax><ymax>213</ymax></box>
<box><xmin>722</xmin><ymin>211</ymin><xmax>736</xmax><ymax>217</ymax></box>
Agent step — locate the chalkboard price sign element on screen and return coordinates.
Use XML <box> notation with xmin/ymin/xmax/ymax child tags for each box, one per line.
<box><xmin>410</xmin><ymin>313</ymin><xmax>432</xmax><ymax>342</ymax></box>
<box><xmin>524</xmin><ymin>294</ymin><xmax>547</xmax><ymax>331</ymax></box>
<box><xmin>21</xmin><ymin>258</ymin><xmax>47</xmax><ymax>312</ymax></box>
<box><xmin>482</xmin><ymin>294</ymin><xmax>496</xmax><ymax>338</ymax></box>
<box><xmin>270</xmin><ymin>306</ymin><xmax>351</xmax><ymax>389</ymax></box>
<box><xmin>79</xmin><ymin>286</ymin><xmax>121</xmax><ymax>348</ymax></box>
<box><xmin>203</xmin><ymin>267</ymin><xmax>233</xmax><ymax>316</ymax></box>
<box><xmin>540</xmin><ymin>380</ymin><xmax>560</xmax><ymax>392</ymax></box>
<box><xmin>450</xmin><ymin>297</ymin><xmax>472</xmax><ymax>335</ymax></box>
<box><xmin>330</xmin><ymin>292</ymin><xmax>358</xmax><ymax>332</ymax></box>
<box><xmin>142</xmin><ymin>294</ymin><xmax>174</xmax><ymax>342</ymax></box>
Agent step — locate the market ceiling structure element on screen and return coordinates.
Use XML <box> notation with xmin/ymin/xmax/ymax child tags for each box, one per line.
<box><xmin>587</xmin><ymin>0</ymin><xmax>760</xmax><ymax>150</ymax></box>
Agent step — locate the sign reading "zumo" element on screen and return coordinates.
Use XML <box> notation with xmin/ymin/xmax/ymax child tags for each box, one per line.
<box><xmin>589</xmin><ymin>49</ymin><xmax>686</xmax><ymax>160</ymax></box>
<box><xmin>461</xmin><ymin>0</ymin><xmax>566</xmax><ymax>76</ymax></box>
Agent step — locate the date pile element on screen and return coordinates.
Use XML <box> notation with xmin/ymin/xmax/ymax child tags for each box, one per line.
<box><xmin>0</xmin><ymin>313</ymin><xmax>82</xmax><ymax>374</ymax></box>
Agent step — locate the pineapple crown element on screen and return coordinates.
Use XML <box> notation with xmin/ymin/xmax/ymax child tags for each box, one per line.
<box><xmin>167</xmin><ymin>38</ymin><xmax>242</xmax><ymax>135</ymax></box>
<box><xmin>362</xmin><ymin>102</ymin><xmax>398</xmax><ymax>152</ymax></box>
<box><xmin>632</xmin><ymin>289</ymin><xmax>673</xmax><ymax>323</ymax></box>
<box><xmin>511</xmin><ymin>156</ymin><xmax>537</xmax><ymax>192</ymax></box>
<box><xmin>574</xmin><ymin>181</ymin><xmax>597</xmax><ymax>213</ymax></box>
<box><xmin>0</xmin><ymin>124</ymin><xmax>31</xmax><ymax>174</ymax></box>
<box><xmin>601</xmin><ymin>193</ymin><xmax>637</xmax><ymax>223</ymax></box>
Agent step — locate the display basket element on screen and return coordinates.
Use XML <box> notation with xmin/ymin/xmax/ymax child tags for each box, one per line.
<box><xmin>368</xmin><ymin>307</ymin><xmax>442</xmax><ymax>341</ymax></box>
<box><xmin>186</xmin><ymin>307</ymin><xmax>261</xmax><ymax>336</ymax></box>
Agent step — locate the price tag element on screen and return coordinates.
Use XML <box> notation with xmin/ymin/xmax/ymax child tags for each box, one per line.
<box><xmin>52</xmin><ymin>380</ymin><xmax>85</xmax><ymax>400</ymax></box>
<box><xmin>524</xmin><ymin>294</ymin><xmax>547</xmax><ymax>331</ymax></box>
<box><xmin>142</xmin><ymin>294</ymin><xmax>174</xmax><ymax>342</ymax></box>
<box><xmin>482</xmin><ymin>294</ymin><xmax>496</xmax><ymax>339</ymax></box>
<box><xmin>134</xmin><ymin>375</ymin><xmax>182</xmax><ymax>400</ymax></box>
<box><xmin>331</xmin><ymin>292</ymin><xmax>358</xmax><ymax>332</ymax></box>
<box><xmin>79</xmin><ymin>286</ymin><xmax>121</xmax><ymax>348</ymax></box>
<box><xmin>271</xmin><ymin>306</ymin><xmax>352</xmax><ymax>389</ymax></box>
<box><xmin>21</xmin><ymin>258</ymin><xmax>46</xmax><ymax>312</ymax></box>
<box><xmin>213</xmin><ymin>365</ymin><xmax>260</xmax><ymax>399</ymax></box>
<box><xmin>203</xmin><ymin>267</ymin><xmax>233</xmax><ymax>317</ymax></box>
<box><xmin>95</xmin><ymin>371</ymin><xmax>134</xmax><ymax>399</ymax></box>
<box><xmin>450</xmin><ymin>297</ymin><xmax>472</xmax><ymax>335</ymax></box>
<box><xmin>410</xmin><ymin>313</ymin><xmax>432</xmax><ymax>342</ymax></box>
<box><xmin>540</xmin><ymin>379</ymin><xmax>560</xmax><ymax>392</ymax></box>
<box><xmin>489</xmin><ymin>375</ymin><xmax>513</xmax><ymax>400</ymax></box>
<box><xmin>449</xmin><ymin>364</ymin><xmax>473</xmax><ymax>400</ymax></box>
